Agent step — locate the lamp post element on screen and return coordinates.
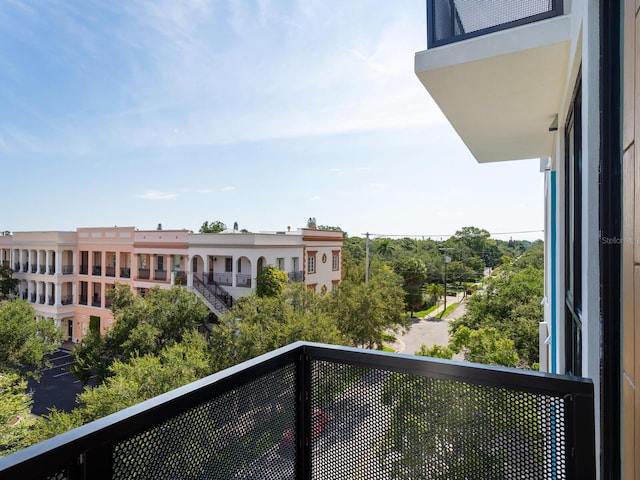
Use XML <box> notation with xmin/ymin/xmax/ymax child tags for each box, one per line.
<box><xmin>443</xmin><ymin>255</ymin><xmax>451</xmax><ymax>314</ymax></box>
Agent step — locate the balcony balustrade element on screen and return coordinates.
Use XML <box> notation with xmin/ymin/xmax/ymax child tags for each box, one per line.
<box><xmin>105</xmin><ymin>266</ymin><xmax>116</xmax><ymax>277</ymax></box>
<box><xmin>22</xmin><ymin>262</ymin><xmax>28</xmax><ymax>272</ymax></box>
<box><xmin>211</xmin><ymin>272</ymin><xmax>232</xmax><ymax>286</ymax></box>
<box><xmin>61</xmin><ymin>295</ymin><xmax>73</xmax><ymax>305</ymax></box>
<box><xmin>92</xmin><ymin>296</ymin><xmax>101</xmax><ymax>308</ymax></box>
<box><xmin>236</xmin><ymin>273</ymin><xmax>252</xmax><ymax>287</ymax></box>
<box><xmin>31</xmin><ymin>265</ymin><xmax>37</xmax><ymax>274</ymax></box>
<box><xmin>79</xmin><ymin>295</ymin><xmax>88</xmax><ymax>306</ymax></box>
<box><xmin>39</xmin><ymin>265</ymin><xmax>46</xmax><ymax>274</ymax></box>
<box><xmin>0</xmin><ymin>342</ymin><xmax>595</xmax><ymax>479</ymax></box>
<box><xmin>288</xmin><ymin>270</ymin><xmax>304</xmax><ymax>283</ymax></box>
<box><xmin>22</xmin><ymin>292</ymin><xmax>27</xmax><ymax>300</ymax></box>
<box><xmin>48</xmin><ymin>297</ymin><xmax>54</xmax><ymax>306</ymax></box>
<box><xmin>1</xmin><ymin>260</ymin><xmax>9</xmax><ymax>268</ymax></box>
<box><xmin>154</xmin><ymin>269</ymin><xmax>167</xmax><ymax>281</ymax></box>
<box><xmin>105</xmin><ymin>298</ymin><xmax>113</xmax><ymax>309</ymax></box>
<box><xmin>38</xmin><ymin>294</ymin><xmax>45</xmax><ymax>304</ymax></box>
<box><xmin>48</xmin><ymin>265</ymin><xmax>55</xmax><ymax>275</ymax></box>
<box><xmin>14</xmin><ymin>263</ymin><xmax>20</xmax><ymax>271</ymax></box>
<box><xmin>427</xmin><ymin>0</ymin><xmax>563</xmax><ymax>48</ymax></box>
<box><xmin>120</xmin><ymin>267</ymin><xmax>131</xmax><ymax>278</ymax></box>
<box><xmin>92</xmin><ymin>266</ymin><xmax>102</xmax><ymax>276</ymax></box>
<box><xmin>29</xmin><ymin>293</ymin><xmax>35</xmax><ymax>303</ymax></box>
<box><xmin>138</xmin><ymin>268</ymin><xmax>150</xmax><ymax>280</ymax></box>
<box><xmin>79</xmin><ymin>265</ymin><xmax>88</xmax><ymax>275</ymax></box>
<box><xmin>62</xmin><ymin>265</ymin><xmax>74</xmax><ymax>275</ymax></box>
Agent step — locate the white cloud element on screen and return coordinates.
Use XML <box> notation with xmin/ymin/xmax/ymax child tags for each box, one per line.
<box><xmin>221</xmin><ymin>186</ymin><xmax>235</xmax><ymax>192</ymax></box>
<box><xmin>137</xmin><ymin>191</ymin><xmax>179</xmax><ymax>200</ymax></box>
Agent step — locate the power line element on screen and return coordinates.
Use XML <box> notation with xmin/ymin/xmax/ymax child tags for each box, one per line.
<box><xmin>360</xmin><ymin>229</ymin><xmax>543</xmax><ymax>239</ymax></box>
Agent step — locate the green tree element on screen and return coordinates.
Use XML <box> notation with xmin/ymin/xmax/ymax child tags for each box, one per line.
<box><xmin>0</xmin><ymin>372</ymin><xmax>36</xmax><ymax>457</ymax></box>
<box><xmin>256</xmin><ymin>265</ymin><xmax>289</xmax><ymax>298</ymax></box>
<box><xmin>449</xmin><ymin>242</ymin><xmax>544</xmax><ymax>368</ymax></box>
<box><xmin>211</xmin><ymin>283</ymin><xmax>343</xmax><ymax>370</ymax></box>
<box><xmin>327</xmin><ymin>264</ymin><xmax>409</xmax><ymax>349</ymax></box>
<box><xmin>449</xmin><ymin>326</ymin><xmax>519</xmax><ymax>367</ymax></box>
<box><xmin>199</xmin><ymin>220</ymin><xmax>226</xmax><ymax>233</ymax></box>
<box><xmin>0</xmin><ymin>266</ymin><xmax>18</xmax><ymax>300</ymax></box>
<box><xmin>0</xmin><ymin>300</ymin><xmax>61</xmax><ymax>371</ymax></box>
<box><xmin>72</xmin><ymin>285</ymin><xmax>210</xmax><ymax>383</ymax></box>
<box><xmin>425</xmin><ymin>283</ymin><xmax>444</xmax><ymax>306</ymax></box>
<box><xmin>416</xmin><ymin>343</ymin><xmax>454</xmax><ymax>359</ymax></box>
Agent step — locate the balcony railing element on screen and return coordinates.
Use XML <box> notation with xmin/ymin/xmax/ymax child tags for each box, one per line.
<box><xmin>0</xmin><ymin>342</ymin><xmax>595</xmax><ymax>479</ymax></box>
<box><xmin>39</xmin><ymin>265</ymin><xmax>46</xmax><ymax>274</ymax></box>
<box><xmin>2</xmin><ymin>260</ymin><xmax>9</xmax><ymax>268</ymax></box>
<box><xmin>105</xmin><ymin>266</ymin><xmax>116</xmax><ymax>277</ymax></box>
<box><xmin>92</xmin><ymin>296</ymin><xmax>101</xmax><ymax>308</ymax></box>
<box><xmin>120</xmin><ymin>267</ymin><xmax>131</xmax><ymax>278</ymax></box>
<box><xmin>79</xmin><ymin>265</ymin><xmax>88</xmax><ymax>275</ymax></box>
<box><xmin>92</xmin><ymin>266</ymin><xmax>102</xmax><ymax>276</ymax></box>
<box><xmin>62</xmin><ymin>265</ymin><xmax>73</xmax><ymax>275</ymax></box>
<box><xmin>21</xmin><ymin>292</ymin><xmax>27</xmax><ymax>300</ymax></box>
<box><xmin>38</xmin><ymin>294</ymin><xmax>45</xmax><ymax>304</ymax></box>
<box><xmin>137</xmin><ymin>269</ymin><xmax>150</xmax><ymax>280</ymax></box>
<box><xmin>29</xmin><ymin>293</ymin><xmax>35</xmax><ymax>303</ymax></box>
<box><xmin>14</xmin><ymin>263</ymin><xmax>20</xmax><ymax>271</ymax></box>
<box><xmin>79</xmin><ymin>295</ymin><xmax>88</xmax><ymax>306</ymax></box>
<box><xmin>154</xmin><ymin>269</ymin><xmax>167</xmax><ymax>281</ymax></box>
<box><xmin>61</xmin><ymin>295</ymin><xmax>73</xmax><ymax>305</ymax></box>
<box><xmin>210</xmin><ymin>272</ymin><xmax>232</xmax><ymax>286</ymax></box>
<box><xmin>427</xmin><ymin>0</ymin><xmax>563</xmax><ymax>48</ymax></box>
<box><xmin>288</xmin><ymin>270</ymin><xmax>305</xmax><ymax>283</ymax></box>
<box><xmin>48</xmin><ymin>265</ymin><xmax>55</xmax><ymax>275</ymax></box>
<box><xmin>236</xmin><ymin>273</ymin><xmax>252</xmax><ymax>287</ymax></box>
<box><xmin>31</xmin><ymin>265</ymin><xmax>37</xmax><ymax>274</ymax></box>
<box><xmin>48</xmin><ymin>297</ymin><xmax>54</xmax><ymax>306</ymax></box>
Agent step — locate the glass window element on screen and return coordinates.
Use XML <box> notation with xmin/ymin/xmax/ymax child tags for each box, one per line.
<box><xmin>308</xmin><ymin>254</ymin><xmax>316</xmax><ymax>274</ymax></box>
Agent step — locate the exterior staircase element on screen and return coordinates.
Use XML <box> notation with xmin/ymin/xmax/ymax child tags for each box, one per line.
<box><xmin>192</xmin><ymin>274</ymin><xmax>235</xmax><ymax>319</ymax></box>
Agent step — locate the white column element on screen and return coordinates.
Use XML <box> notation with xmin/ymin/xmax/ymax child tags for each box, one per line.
<box><xmin>55</xmin><ymin>250</ymin><xmax>63</xmax><ymax>276</ymax></box>
<box><xmin>55</xmin><ymin>283</ymin><xmax>62</xmax><ymax>306</ymax></box>
<box><xmin>250</xmin><ymin>257</ymin><xmax>258</xmax><ymax>289</ymax></box>
<box><xmin>231</xmin><ymin>256</ymin><xmax>237</xmax><ymax>287</ymax></box>
<box><xmin>72</xmin><ymin>250</ymin><xmax>78</xmax><ymax>274</ymax></box>
<box><xmin>46</xmin><ymin>250</ymin><xmax>52</xmax><ymax>274</ymax></box>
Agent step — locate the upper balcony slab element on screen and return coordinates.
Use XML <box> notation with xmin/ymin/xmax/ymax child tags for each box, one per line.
<box><xmin>415</xmin><ymin>14</ymin><xmax>571</xmax><ymax>163</ymax></box>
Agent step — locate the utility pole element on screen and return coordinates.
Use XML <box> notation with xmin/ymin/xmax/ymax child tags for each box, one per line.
<box><xmin>365</xmin><ymin>232</ymin><xmax>370</xmax><ymax>283</ymax></box>
<box><xmin>443</xmin><ymin>255</ymin><xmax>451</xmax><ymax>313</ymax></box>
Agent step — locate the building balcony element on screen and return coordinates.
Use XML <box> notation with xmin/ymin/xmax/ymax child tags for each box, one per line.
<box><xmin>62</xmin><ymin>265</ymin><xmax>74</xmax><ymax>275</ymax></box>
<box><xmin>39</xmin><ymin>265</ymin><xmax>46</xmax><ymax>274</ymax></box>
<box><xmin>30</xmin><ymin>265</ymin><xmax>37</xmax><ymax>274</ymax></box>
<box><xmin>14</xmin><ymin>263</ymin><xmax>20</xmax><ymax>272</ymax></box>
<box><xmin>0</xmin><ymin>342</ymin><xmax>595</xmax><ymax>479</ymax></box>
<box><xmin>105</xmin><ymin>266</ymin><xmax>116</xmax><ymax>278</ymax></box>
<box><xmin>79</xmin><ymin>265</ymin><xmax>88</xmax><ymax>275</ymax></box>
<box><xmin>236</xmin><ymin>273</ymin><xmax>251</xmax><ymax>287</ymax></box>
<box><xmin>92</xmin><ymin>297</ymin><xmax>101</xmax><ymax>308</ymax></box>
<box><xmin>79</xmin><ymin>295</ymin><xmax>88</xmax><ymax>306</ymax></box>
<box><xmin>21</xmin><ymin>292</ymin><xmax>27</xmax><ymax>300</ymax></box>
<box><xmin>48</xmin><ymin>297</ymin><xmax>54</xmax><ymax>306</ymax></box>
<box><xmin>38</xmin><ymin>294</ymin><xmax>45</xmax><ymax>304</ymax></box>
<box><xmin>154</xmin><ymin>270</ymin><xmax>167</xmax><ymax>281</ymax></box>
<box><xmin>137</xmin><ymin>269</ymin><xmax>150</xmax><ymax>280</ymax></box>
<box><xmin>48</xmin><ymin>265</ymin><xmax>55</xmax><ymax>275</ymax></box>
<box><xmin>288</xmin><ymin>270</ymin><xmax>305</xmax><ymax>283</ymax></box>
<box><xmin>209</xmin><ymin>272</ymin><xmax>232</xmax><ymax>286</ymax></box>
<box><xmin>2</xmin><ymin>260</ymin><xmax>9</xmax><ymax>268</ymax></box>
<box><xmin>416</xmin><ymin>0</ymin><xmax>570</xmax><ymax>163</ymax></box>
<box><xmin>92</xmin><ymin>266</ymin><xmax>102</xmax><ymax>276</ymax></box>
<box><xmin>61</xmin><ymin>295</ymin><xmax>73</xmax><ymax>305</ymax></box>
<box><xmin>120</xmin><ymin>267</ymin><xmax>131</xmax><ymax>279</ymax></box>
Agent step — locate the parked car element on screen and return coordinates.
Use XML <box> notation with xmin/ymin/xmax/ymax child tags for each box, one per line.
<box><xmin>279</xmin><ymin>408</ymin><xmax>328</xmax><ymax>451</ymax></box>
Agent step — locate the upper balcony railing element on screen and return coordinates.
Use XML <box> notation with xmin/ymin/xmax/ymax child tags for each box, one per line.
<box><xmin>0</xmin><ymin>342</ymin><xmax>595</xmax><ymax>480</ymax></box>
<box><xmin>427</xmin><ymin>0</ymin><xmax>563</xmax><ymax>48</ymax></box>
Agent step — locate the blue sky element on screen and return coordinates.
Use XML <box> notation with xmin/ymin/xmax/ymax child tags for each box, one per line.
<box><xmin>0</xmin><ymin>1</ymin><xmax>543</xmax><ymax>240</ymax></box>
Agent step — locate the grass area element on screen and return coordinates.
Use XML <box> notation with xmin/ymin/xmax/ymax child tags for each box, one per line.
<box><xmin>382</xmin><ymin>332</ymin><xmax>396</xmax><ymax>342</ymax></box>
<box><xmin>412</xmin><ymin>304</ymin><xmax>439</xmax><ymax>318</ymax></box>
<box><xmin>381</xmin><ymin>345</ymin><xmax>395</xmax><ymax>353</ymax></box>
<box><xmin>437</xmin><ymin>302</ymin><xmax>458</xmax><ymax>319</ymax></box>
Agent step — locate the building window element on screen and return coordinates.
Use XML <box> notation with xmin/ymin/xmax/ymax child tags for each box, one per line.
<box><xmin>564</xmin><ymin>74</ymin><xmax>582</xmax><ymax>376</ymax></box>
<box><xmin>157</xmin><ymin>255</ymin><xmax>164</xmax><ymax>271</ymax></box>
<box><xmin>225</xmin><ymin>257</ymin><xmax>233</xmax><ymax>272</ymax></box>
<box><xmin>237</xmin><ymin>258</ymin><xmax>242</xmax><ymax>273</ymax></box>
<box><xmin>139</xmin><ymin>288</ymin><xmax>147</xmax><ymax>298</ymax></box>
<box><xmin>292</xmin><ymin>257</ymin><xmax>299</xmax><ymax>272</ymax></box>
<box><xmin>332</xmin><ymin>280</ymin><xmax>339</xmax><ymax>293</ymax></box>
<box><xmin>277</xmin><ymin>258</ymin><xmax>285</xmax><ymax>270</ymax></box>
<box><xmin>307</xmin><ymin>252</ymin><xmax>316</xmax><ymax>274</ymax></box>
<box><xmin>332</xmin><ymin>251</ymin><xmax>340</xmax><ymax>271</ymax></box>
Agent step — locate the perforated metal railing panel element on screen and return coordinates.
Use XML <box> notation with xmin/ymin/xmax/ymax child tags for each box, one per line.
<box><xmin>311</xmin><ymin>360</ymin><xmax>568</xmax><ymax>480</ymax></box>
<box><xmin>430</xmin><ymin>0</ymin><xmax>561</xmax><ymax>47</ymax></box>
<box><xmin>111</xmin><ymin>363</ymin><xmax>297</xmax><ymax>480</ymax></box>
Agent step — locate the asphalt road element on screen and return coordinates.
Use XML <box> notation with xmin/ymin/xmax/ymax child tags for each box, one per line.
<box><xmin>26</xmin><ymin>349</ymin><xmax>92</xmax><ymax>416</ymax></box>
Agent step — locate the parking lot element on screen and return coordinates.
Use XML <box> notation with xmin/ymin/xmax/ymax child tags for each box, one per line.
<box><xmin>26</xmin><ymin>349</ymin><xmax>94</xmax><ymax>416</ymax></box>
